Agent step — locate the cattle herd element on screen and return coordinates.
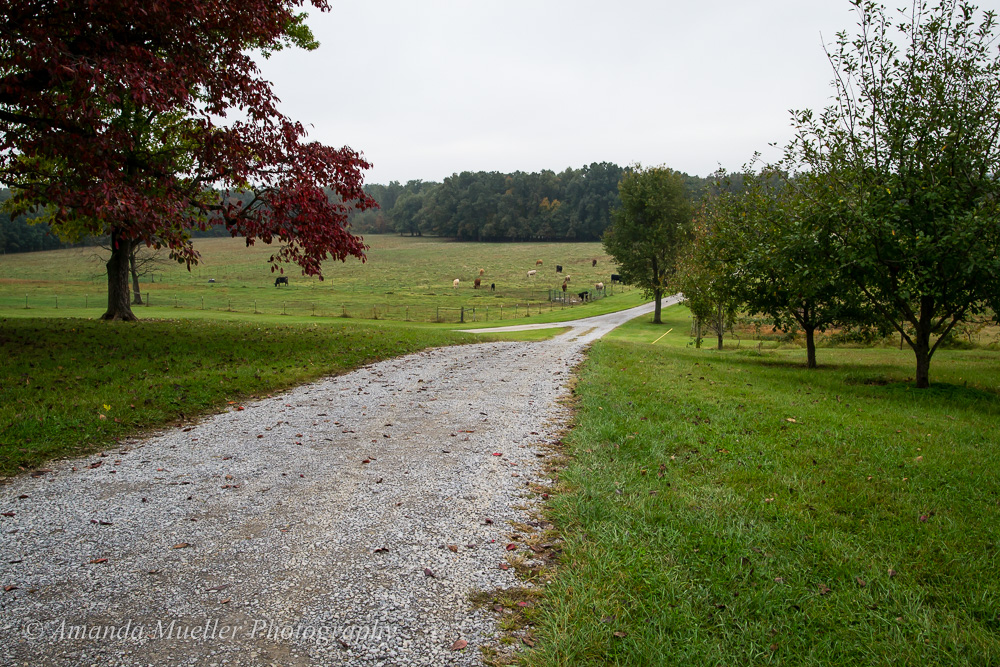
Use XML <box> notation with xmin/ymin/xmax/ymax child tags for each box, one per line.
<box><xmin>444</xmin><ymin>258</ymin><xmax>617</xmax><ymax>302</ymax></box>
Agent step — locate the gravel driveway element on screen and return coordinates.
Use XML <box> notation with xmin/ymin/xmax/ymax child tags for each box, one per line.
<box><xmin>0</xmin><ymin>297</ymin><xmax>680</xmax><ymax>666</ymax></box>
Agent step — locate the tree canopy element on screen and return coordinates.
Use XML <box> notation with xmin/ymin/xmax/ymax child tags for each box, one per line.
<box><xmin>603</xmin><ymin>166</ymin><xmax>694</xmax><ymax>324</ymax></box>
<box><xmin>0</xmin><ymin>0</ymin><xmax>375</xmax><ymax>320</ymax></box>
<box><xmin>784</xmin><ymin>0</ymin><xmax>1000</xmax><ymax>387</ymax></box>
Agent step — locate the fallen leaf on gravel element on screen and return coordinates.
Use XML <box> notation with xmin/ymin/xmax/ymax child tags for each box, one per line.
<box><xmin>451</xmin><ymin>639</ymin><xmax>467</xmax><ymax>651</ymax></box>
<box><xmin>374</xmin><ymin>547</ymin><xmax>389</xmax><ymax>553</ymax></box>
<box><xmin>338</xmin><ymin>639</ymin><xmax>350</xmax><ymax>649</ymax></box>
<box><xmin>447</xmin><ymin>545</ymin><xmax>458</xmax><ymax>553</ymax></box>
<box><xmin>236</xmin><ymin>406</ymin><xmax>245</xmax><ymax>411</ymax></box>
<box><xmin>206</xmin><ymin>584</ymin><xmax>229</xmax><ymax>592</ymax></box>
<box><xmin>516</xmin><ymin>601</ymin><xmax>529</xmax><ymax>608</ymax></box>
<box><xmin>362</xmin><ymin>459</ymin><xmax>370</xmax><ymax>464</ymax></box>
<box><xmin>492</xmin><ymin>452</ymin><xmax>503</xmax><ymax>456</ymax></box>
<box><xmin>483</xmin><ymin>518</ymin><xmax>494</xmax><ymax>525</ymax></box>
<box><xmin>423</xmin><ymin>568</ymin><xmax>435</xmax><ymax>578</ymax></box>
<box><xmin>522</xmin><ymin>637</ymin><xmax>535</xmax><ymax>647</ymax></box>
<box><xmin>1</xmin><ymin>512</ymin><xmax>13</xmax><ymax>518</ymax></box>
<box><xmin>4</xmin><ymin>585</ymin><xmax>18</xmax><ymax>592</ymax></box>
<box><xmin>88</xmin><ymin>461</ymin><xmax>103</xmax><ymax>469</ymax></box>
<box><xmin>506</xmin><ymin>543</ymin><xmax>518</xmax><ymax>551</ymax></box>
<box><xmin>89</xmin><ymin>558</ymin><xmax>108</xmax><ymax>564</ymax></box>
<box><xmin>498</xmin><ymin>563</ymin><xmax>509</xmax><ymax>570</ymax></box>
<box><xmin>221</xmin><ymin>598</ymin><xmax>231</xmax><ymax>604</ymax></box>
<box><xmin>172</xmin><ymin>543</ymin><xmax>191</xmax><ymax>549</ymax></box>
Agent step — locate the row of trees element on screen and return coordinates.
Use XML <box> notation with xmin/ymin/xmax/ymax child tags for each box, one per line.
<box><xmin>348</xmin><ymin>165</ymin><xmax>713</xmax><ymax>241</ymax></box>
<box><xmin>606</xmin><ymin>0</ymin><xmax>1000</xmax><ymax>389</ymax></box>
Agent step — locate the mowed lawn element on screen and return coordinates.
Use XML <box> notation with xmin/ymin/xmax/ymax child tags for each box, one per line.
<box><xmin>525</xmin><ymin>304</ymin><xmax>1000</xmax><ymax>665</ymax></box>
<box><xmin>0</xmin><ymin>236</ymin><xmax>632</xmax><ymax>321</ymax></box>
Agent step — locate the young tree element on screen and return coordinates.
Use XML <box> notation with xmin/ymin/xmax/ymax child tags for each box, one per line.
<box><xmin>785</xmin><ymin>0</ymin><xmax>1000</xmax><ymax>386</ymax></box>
<box><xmin>0</xmin><ymin>1</ymin><xmax>375</xmax><ymax>321</ymax></box>
<box><xmin>603</xmin><ymin>166</ymin><xmax>694</xmax><ymax>324</ymax></box>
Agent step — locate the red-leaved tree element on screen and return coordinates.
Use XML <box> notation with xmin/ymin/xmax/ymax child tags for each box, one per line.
<box><xmin>0</xmin><ymin>0</ymin><xmax>375</xmax><ymax>320</ymax></box>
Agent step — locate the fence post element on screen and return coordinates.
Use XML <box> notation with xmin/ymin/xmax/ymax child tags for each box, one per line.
<box><xmin>24</xmin><ymin>294</ymin><xmax>28</xmax><ymax>309</ymax></box>
<box><xmin>436</xmin><ymin>306</ymin><xmax>440</xmax><ymax>322</ymax></box>
<box><xmin>55</xmin><ymin>295</ymin><xmax>58</xmax><ymax>309</ymax></box>
<box><xmin>342</xmin><ymin>304</ymin><xmax>346</xmax><ymax>317</ymax></box>
<box><xmin>254</xmin><ymin>300</ymin><xmax>257</xmax><ymax>314</ymax></box>
<box><xmin>85</xmin><ymin>294</ymin><xmax>88</xmax><ymax>309</ymax></box>
<box><xmin>405</xmin><ymin>307</ymin><xmax>409</xmax><ymax>321</ymax></box>
<box><xmin>201</xmin><ymin>297</ymin><xmax>205</xmax><ymax>310</ymax></box>
<box><xmin>312</xmin><ymin>303</ymin><xmax>315</xmax><ymax>316</ymax></box>
<box><xmin>460</xmin><ymin>306</ymin><xmax>465</xmax><ymax>323</ymax></box>
<box><xmin>228</xmin><ymin>299</ymin><xmax>232</xmax><ymax>312</ymax></box>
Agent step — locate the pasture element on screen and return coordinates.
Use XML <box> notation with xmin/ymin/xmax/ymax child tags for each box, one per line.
<box><xmin>523</xmin><ymin>304</ymin><xmax>1000</xmax><ymax>665</ymax></box>
<box><xmin>0</xmin><ymin>236</ymin><xmax>633</xmax><ymax>322</ymax></box>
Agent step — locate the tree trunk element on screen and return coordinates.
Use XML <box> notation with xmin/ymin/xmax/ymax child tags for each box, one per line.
<box><xmin>805</xmin><ymin>325</ymin><xmax>817</xmax><ymax>368</ymax></box>
<box><xmin>911</xmin><ymin>295</ymin><xmax>935</xmax><ymax>388</ymax></box>
<box><xmin>129</xmin><ymin>241</ymin><xmax>144</xmax><ymax>305</ymax></box>
<box><xmin>716</xmin><ymin>302</ymin><xmax>724</xmax><ymax>350</ymax></box>
<box><xmin>653</xmin><ymin>288</ymin><xmax>663</xmax><ymax>324</ymax></box>
<box><xmin>695</xmin><ymin>317</ymin><xmax>702</xmax><ymax>348</ymax></box>
<box><xmin>102</xmin><ymin>229</ymin><xmax>138</xmax><ymax>321</ymax></box>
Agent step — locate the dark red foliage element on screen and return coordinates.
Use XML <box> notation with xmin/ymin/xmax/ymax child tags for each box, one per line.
<box><xmin>0</xmin><ymin>0</ymin><xmax>374</xmax><ymax>277</ymax></box>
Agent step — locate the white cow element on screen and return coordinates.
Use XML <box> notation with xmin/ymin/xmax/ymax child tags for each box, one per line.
<box><xmin>595</xmin><ymin>282</ymin><xmax>604</xmax><ymax>291</ymax></box>
<box><xmin>453</xmin><ymin>278</ymin><xmax>460</xmax><ymax>289</ymax></box>
<box><xmin>527</xmin><ymin>270</ymin><xmax>537</xmax><ymax>278</ymax></box>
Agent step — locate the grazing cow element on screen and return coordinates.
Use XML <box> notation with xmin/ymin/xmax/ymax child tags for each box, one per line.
<box><xmin>592</xmin><ymin>259</ymin><xmax>597</xmax><ymax>267</ymax></box>
<box><xmin>535</xmin><ymin>259</ymin><xmax>543</xmax><ymax>266</ymax></box>
<box><xmin>208</xmin><ymin>279</ymin><xmax>216</xmax><ymax>283</ymax></box>
<box><xmin>556</xmin><ymin>264</ymin><xmax>562</xmax><ymax>273</ymax></box>
<box><xmin>453</xmin><ymin>278</ymin><xmax>460</xmax><ymax>289</ymax></box>
<box><xmin>595</xmin><ymin>282</ymin><xmax>604</xmax><ymax>291</ymax></box>
<box><xmin>578</xmin><ymin>291</ymin><xmax>589</xmax><ymax>301</ymax></box>
<box><xmin>563</xmin><ymin>275</ymin><xmax>571</xmax><ymax>283</ymax></box>
<box><xmin>474</xmin><ymin>278</ymin><xmax>482</xmax><ymax>289</ymax></box>
<box><xmin>527</xmin><ymin>269</ymin><xmax>537</xmax><ymax>278</ymax></box>
<box><xmin>479</xmin><ymin>268</ymin><xmax>485</xmax><ymax>276</ymax></box>
<box><xmin>490</xmin><ymin>283</ymin><xmax>495</xmax><ymax>292</ymax></box>
<box><xmin>610</xmin><ymin>273</ymin><xmax>622</xmax><ymax>283</ymax></box>
<box><xmin>561</xmin><ymin>283</ymin><xmax>567</xmax><ymax>292</ymax></box>
<box><xmin>275</xmin><ymin>276</ymin><xmax>288</xmax><ymax>287</ymax></box>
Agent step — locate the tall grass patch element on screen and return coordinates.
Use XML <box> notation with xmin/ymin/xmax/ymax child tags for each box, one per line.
<box><xmin>527</xmin><ymin>305</ymin><xmax>1000</xmax><ymax>665</ymax></box>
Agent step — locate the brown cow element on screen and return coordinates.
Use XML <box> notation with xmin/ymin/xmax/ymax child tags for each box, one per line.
<box><xmin>479</xmin><ymin>268</ymin><xmax>485</xmax><ymax>276</ymax></box>
<box><xmin>592</xmin><ymin>259</ymin><xmax>597</xmax><ymax>267</ymax></box>
<box><xmin>535</xmin><ymin>259</ymin><xmax>543</xmax><ymax>266</ymax></box>
<box><xmin>474</xmin><ymin>278</ymin><xmax>482</xmax><ymax>289</ymax></box>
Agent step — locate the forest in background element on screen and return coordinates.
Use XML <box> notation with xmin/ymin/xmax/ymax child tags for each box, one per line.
<box><xmin>0</xmin><ymin>164</ymin><xmax>718</xmax><ymax>254</ymax></box>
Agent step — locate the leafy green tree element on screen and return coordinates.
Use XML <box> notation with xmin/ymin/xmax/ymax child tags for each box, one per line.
<box><xmin>604</xmin><ymin>166</ymin><xmax>694</xmax><ymax>324</ymax></box>
<box><xmin>785</xmin><ymin>0</ymin><xmax>1000</xmax><ymax>387</ymax></box>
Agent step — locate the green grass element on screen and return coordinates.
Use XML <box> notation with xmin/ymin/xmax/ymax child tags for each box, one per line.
<box><xmin>525</xmin><ymin>304</ymin><xmax>1000</xmax><ymax>666</ymax></box>
<box><xmin>0</xmin><ymin>236</ymin><xmax>634</xmax><ymax>323</ymax></box>
<box><xmin>0</xmin><ymin>316</ymin><xmax>558</xmax><ymax>476</ymax></box>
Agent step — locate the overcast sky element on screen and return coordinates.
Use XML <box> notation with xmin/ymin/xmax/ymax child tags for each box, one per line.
<box><xmin>257</xmin><ymin>1</ymin><xmax>863</xmax><ymax>185</ymax></box>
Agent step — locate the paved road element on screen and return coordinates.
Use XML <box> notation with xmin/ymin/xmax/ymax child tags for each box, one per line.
<box><xmin>458</xmin><ymin>294</ymin><xmax>685</xmax><ymax>346</ymax></box>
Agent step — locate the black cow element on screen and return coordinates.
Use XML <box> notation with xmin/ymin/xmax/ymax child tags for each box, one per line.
<box><xmin>556</xmin><ymin>264</ymin><xmax>562</xmax><ymax>273</ymax></box>
<box><xmin>275</xmin><ymin>276</ymin><xmax>289</xmax><ymax>287</ymax></box>
<box><xmin>610</xmin><ymin>274</ymin><xmax>622</xmax><ymax>283</ymax></box>
<box><xmin>490</xmin><ymin>283</ymin><xmax>495</xmax><ymax>292</ymax></box>
<box><xmin>578</xmin><ymin>291</ymin><xmax>589</xmax><ymax>301</ymax></box>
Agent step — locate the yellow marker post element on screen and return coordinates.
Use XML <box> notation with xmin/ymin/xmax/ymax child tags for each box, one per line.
<box><xmin>651</xmin><ymin>328</ymin><xmax>673</xmax><ymax>344</ymax></box>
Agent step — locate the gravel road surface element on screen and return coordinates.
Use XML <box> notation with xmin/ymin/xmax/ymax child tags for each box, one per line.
<box><xmin>0</xmin><ymin>297</ymin><xmax>680</xmax><ymax>666</ymax></box>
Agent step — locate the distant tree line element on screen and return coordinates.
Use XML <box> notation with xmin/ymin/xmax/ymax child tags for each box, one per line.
<box><xmin>348</xmin><ymin>163</ymin><xmax>713</xmax><ymax>241</ymax></box>
<box><xmin>1</xmin><ymin>166</ymin><xmax>716</xmax><ymax>254</ymax></box>
<box><xmin>0</xmin><ymin>189</ymin><xmax>236</xmax><ymax>255</ymax></box>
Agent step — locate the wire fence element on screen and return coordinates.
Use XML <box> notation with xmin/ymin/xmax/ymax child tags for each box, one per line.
<box><xmin>3</xmin><ymin>283</ymin><xmax>628</xmax><ymax>323</ymax></box>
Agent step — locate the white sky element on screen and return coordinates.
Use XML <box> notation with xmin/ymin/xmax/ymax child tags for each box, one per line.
<box><xmin>257</xmin><ymin>1</ymin><xmax>862</xmax><ymax>185</ymax></box>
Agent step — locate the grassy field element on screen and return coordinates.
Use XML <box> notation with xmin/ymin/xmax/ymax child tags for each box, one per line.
<box><xmin>524</xmin><ymin>304</ymin><xmax>1000</xmax><ymax>665</ymax></box>
<box><xmin>0</xmin><ymin>236</ymin><xmax>632</xmax><ymax>322</ymax></box>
